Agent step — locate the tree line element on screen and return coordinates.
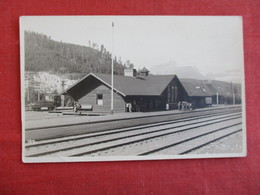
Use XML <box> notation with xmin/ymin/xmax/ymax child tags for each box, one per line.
<box><xmin>24</xmin><ymin>31</ymin><xmax>134</xmax><ymax>76</ymax></box>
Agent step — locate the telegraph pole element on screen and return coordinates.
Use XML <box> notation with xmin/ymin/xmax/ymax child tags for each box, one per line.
<box><xmin>60</xmin><ymin>67</ymin><xmax>67</xmax><ymax>107</ymax></box>
<box><xmin>216</xmin><ymin>91</ymin><xmax>219</xmax><ymax>106</ymax></box>
<box><xmin>27</xmin><ymin>81</ymin><xmax>30</xmax><ymax>103</ymax></box>
<box><xmin>111</xmin><ymin>22</ymin><xmax>114</xmax><ymax>114</ymax></box>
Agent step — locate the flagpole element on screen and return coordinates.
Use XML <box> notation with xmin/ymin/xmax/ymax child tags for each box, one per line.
<box><xmin>111</xmin><ymin>22</ymin><xmax>114</xmax><ymax>114</ymax></box>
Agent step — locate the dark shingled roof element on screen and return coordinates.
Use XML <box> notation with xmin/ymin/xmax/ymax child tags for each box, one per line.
<box><xmin>63</xmin><ymin>73</ymin><xmax>177</xmax><ymax>96</ymax></box>
<box><xmin>180</xmin><ymin>78</ymin><xmax>241</xmax><ymax>98</ymax></box>
<box><xmin>180</xmin><ymin>78</ymin><xmax>215</xmax><ymax>97</ymax></box>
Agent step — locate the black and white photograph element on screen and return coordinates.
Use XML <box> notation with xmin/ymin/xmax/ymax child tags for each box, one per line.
<box><xmin>20</xmin><ymin>16</ymin><xmax>246</xmax><ymax>163</ymax></box>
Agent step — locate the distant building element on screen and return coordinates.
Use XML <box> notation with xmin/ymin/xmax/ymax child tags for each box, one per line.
<box><xmin>180</xmin><ymin>78</ymin><xmax>242</xmax><ymax>107</ymax></box>
<box><xmin>61</xmin><ymin>69</ymin><xmax>188</xmax><ymax>112</ymax></box>
<box><xmin>206</xmin><ymin>81</ymin><xmax>241</xmax><ymax>105</ymax></box>
<box><xmin>180</xmin><ymin>79</ymin><xmax>215</xmax><ymax>108</ymax></box>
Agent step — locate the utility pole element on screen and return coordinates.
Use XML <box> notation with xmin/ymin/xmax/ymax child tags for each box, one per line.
<box><xmin>111</xmin><ymin>22</ymin><xmax>114</xmax><ymax>114</ymax></box>
<box><xmin>38</xmin><ymin>91</ymin><xmax>40</xmax><ymax>101</ymax></box>
<box><xmin>216</xmin><ymin>91</ymin><xmax>219</xmax><ymax>106</ymax></box>
<box><xmin>27</xmin><ymin>81</ymin><xmax>30</xmax><ymax>103</ymax></box>
<box><xmin>60</xmin><ymin>67</ymin><xmax>67</xmax><ymax>107</ymax></box>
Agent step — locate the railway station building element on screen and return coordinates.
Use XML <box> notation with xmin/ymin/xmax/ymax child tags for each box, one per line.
<box><xmin>179</xmin><ymin>79</ymin><xmax>214</xmax><ymax>108</ymax></box>
<box><xmin>180</xmin><ymin>78</ymin><xmax>242</xmax><ymax>107</ymax></box>
<box><xmin>61</xmin><ymin>68</ymin><xmax>241</xmax><ymax>112</ymax></box>
<box><xmin>61</xmin><ymin>68</ymin><xmax>189</xmax><ymax>113</ymax></box>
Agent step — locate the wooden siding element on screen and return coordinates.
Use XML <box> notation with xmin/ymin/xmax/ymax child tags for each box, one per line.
<box><xmin>125</xmin><ymin>76</ymin><xmax>189</xmax><ymax>112</ymax></box>
<box><xmin>65</xmin><ymin>74</ymin><xmax>189</xmax><ymax>112</ymax></box>
<box><xmin>161</xmin><ymin>76</ymin><xmax>189</xmax><ymax>110</ymax></box>
<box><xmin>78</xmin><ymin>83</ymin><xmax>126</xmax><ymax>113</ymax></box>
<box><xmin>125</xmin><ymin>96</ymin><xmax>163</xmax><ymax>112</ymax></box>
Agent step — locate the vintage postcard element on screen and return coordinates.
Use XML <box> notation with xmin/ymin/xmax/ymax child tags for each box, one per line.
<box><xmin>20</xmin><ymin>16</ymin><xmax>246</xmax><ymax>163</ymax></box>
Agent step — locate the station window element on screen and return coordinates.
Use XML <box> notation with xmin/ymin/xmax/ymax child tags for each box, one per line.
<box><xmin>171</xmin><ymin>86</ymin><xmax>174</xmax><ymax>103</ymax></box>
<box><xmin>96</xmin><ymin>94</ymin><xmax>103</xmax><ymax>106</ymax></box>
<box><xmin>167</xmin><ymin>86</ymin><xmax>171</xmax><ymax>103</ymax></box>
<box><xmin>174</xmin><ymin>86</ymin><xmax>178</xmax><ymax>103</ymax></box>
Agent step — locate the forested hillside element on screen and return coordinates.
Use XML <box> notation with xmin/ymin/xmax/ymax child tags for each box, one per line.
<box><xmin>24</xmin><ymin>31</ymin><xmax>133</xmax><ymax>76</ymax></box>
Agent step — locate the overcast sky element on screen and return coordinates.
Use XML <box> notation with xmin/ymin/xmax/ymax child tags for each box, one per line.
<box><xmin>20</xmin><ymin>16</ymin><xmax>244</xmax><ymax>82</ymax></box>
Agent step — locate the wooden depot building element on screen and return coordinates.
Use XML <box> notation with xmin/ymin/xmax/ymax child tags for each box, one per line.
<box><xmin>61</xmin><ymin>68</ymin><xmax>189</xmax><ymax>113</ymax></box>
<box><xmin>179</xmin><ymin>78</ymin><xmax>215</xmax><ymax>108</ymax></box>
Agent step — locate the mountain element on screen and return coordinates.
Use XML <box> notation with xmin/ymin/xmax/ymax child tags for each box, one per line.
<box><xmin>149</xmin><ymin>61</ymin><xmax>210</xmax><ymax>80</ymax></box>
<box><xmin>24</xmin><ymin>31</ymin><xmax>128</xmax><ymax>75</ymax></box>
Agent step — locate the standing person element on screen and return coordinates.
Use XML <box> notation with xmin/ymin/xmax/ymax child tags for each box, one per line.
<box><xmin>73</xmin><ymin>101</ymin><xmax>77</xmax><ymax>116</ymax></box>
<box><xmin>129</xmin><ymin>103</ymin><xmax>132</xmax><ymax>112</ymax></box>
<box><xmin>187</xmin><ymin>103</ymin><xmax>190</xmax><ymax>110</ymax></box>
<box><xmin>178</xmin><ymin>101</ymin><xmax>181</xmax><ymax>111</ymax></box>
<box><xmin>182</xmin><ymin>102</ymin><xmax>185</xmax><ymax>111</ymax></box>
<box><xmin>126</xmin><ymin>103</ymin><xmax>132</xmax><ymax>112</ymax></box>
<box><xmin>135</xmin><ymin>104</ymin><xmax>140</xmax><ymax>112</ymax></box>
<box><xmin>189</xmin><ymin>103</ymin><xmax>193</xmax><ymax>111</ymax></box>
<box><xmin>74</xmin><ymin>101</ymin><xmax>80</xmax><ymax>116</ymax></box>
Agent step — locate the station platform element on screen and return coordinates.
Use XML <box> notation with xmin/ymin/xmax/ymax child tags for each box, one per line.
<box><xmin>24</xmin><ymin>105</ymin><xmax>240</xmax><ymax>130</ymax></box>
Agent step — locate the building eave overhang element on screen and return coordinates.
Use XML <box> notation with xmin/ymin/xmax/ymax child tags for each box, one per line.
<box><xmin>60</xmin><ymin>73</ymin><xmax>126</xmax><ymax>97</ymax></box>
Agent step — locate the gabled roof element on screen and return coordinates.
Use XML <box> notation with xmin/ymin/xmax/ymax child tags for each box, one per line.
<box><xmin>180</xmin><ymin>78</ymin><xmax>241</xmax><ymax>98</ymax></box>
<box><xmin>62</xmin><ymin>73</ymin><xmax>177</xmax><ymax>96</ymax></box>
<box><xmin>180</xmin><ymin>78</ymin><xmax>215</xmax><ymax>97</ymax></box>
<box><xmin>139</xmin><ymin>67</ymin><xmax>149</xmax><ymax>73</ymax></box>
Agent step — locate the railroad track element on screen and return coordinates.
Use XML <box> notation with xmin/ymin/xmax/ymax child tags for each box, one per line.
<box><xmin>25</xmin><ymin>110</ymin><xmax>243</xmax><ymax>157</ymax></box>
<box><xmin>25</xmin><ymin>107</ymin><xmax>242</xmax><ymax>141</ymax></box>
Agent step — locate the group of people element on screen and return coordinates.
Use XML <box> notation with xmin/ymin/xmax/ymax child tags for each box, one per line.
<box><xmin>126</xmin><ymin>102</ymin><xmax>140</xmax><ymax>112</ymax></box>
<box><xmin>178</xmin><ymin>101</ymin><xmax>194</xmax><ymax>111</ymax></box>
<box><xmin>73</xmin><ymin>100</ymin><xmax>193</xmax><ymax>114</ymax></box>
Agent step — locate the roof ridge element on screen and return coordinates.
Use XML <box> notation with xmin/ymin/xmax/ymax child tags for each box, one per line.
<box><xmin>62</xmin><ymin>72</ymin><xmax>179</xmax><ymax>96</ymax></box>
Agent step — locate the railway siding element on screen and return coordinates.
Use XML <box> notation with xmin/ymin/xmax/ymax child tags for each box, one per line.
<box><xmin>26</xmin><ymin>113</ymin><xmax>240</xmax><ymax>156</ymax></box>
<box><xmin>25</xmin><ymin>110</ymin><xmax>243</xmax><ymax>157</ymax></box>
<box><xmin>25</xmin><ymin>107</ymin><xmax>242</xmax><ymax>141</ymax></box>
